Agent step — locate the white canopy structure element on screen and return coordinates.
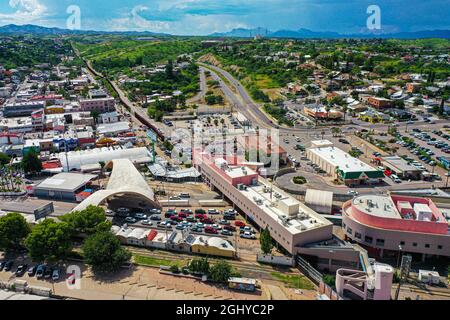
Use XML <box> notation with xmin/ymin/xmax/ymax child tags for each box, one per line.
<box><xmin>57</xmin><ymin>147</ymin><xmax>152</xmax><ymax>171</ymax></box>
<box><xmin>72</xmin><ymin>158</ymin><xmax>158</xmax><ymax>211</ymax></box>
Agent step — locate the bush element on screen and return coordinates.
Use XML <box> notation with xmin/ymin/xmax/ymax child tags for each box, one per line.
<box><xmin>293</xmin><ymin>176</ymin><xmax>307</xmax><ymax>185</ymax></box>
<box><xmin>170</xmin><ymin>265</ymin><xmax>180</xmax><ymax>274</ymax></box>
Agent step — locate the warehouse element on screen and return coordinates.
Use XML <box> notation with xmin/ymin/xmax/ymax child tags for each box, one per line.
<box><xmin>34</xmin><ymin>172</ymin><xmax>97</xmax><ymax>201</ymax></box>
<box><xmin>306</xmin><ymin>146</ymin><xmax>384</xmax><ymax>186</ymax></box>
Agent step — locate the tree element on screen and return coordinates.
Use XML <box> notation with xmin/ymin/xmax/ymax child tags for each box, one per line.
<box><xmin>165</xmin><ymin>60</ymin><xmax>174</xmax><ymax>79</ymax></box>
<box><xmin>188</xmin><ymin>258</ymin><xmax>210</xmax><ymax>275</ymax></box>
<box><xmin>22</xmin><ymin>151</ymin><xmax>42</xmax><ymax>174</ymax></box>
<box><xmin>0</xmin><ymin>212</ymin><xmax>31</xmax><ymax>251</ymax></box>
<box><xmin>0</xmin><ymin>153</ymin><xmax>10</xmax><ymax>166</ymax></box>
<box><xmin>209</xmin><ymin>260</ymin><xmax>233</xmax><ymax>283</ymax></box>
<box><xmin>25</xmin><ymin>219</ymin><xmax>73</xmax><ymax>262</ymax></box>
<box><xmin>60</xmin><ymin>205</ymin><xmax>112</xmax><ymax>235</ymax></box>
<box><xmin>82</xmin><ymin>231</ymin><xmax>131</xmax><ymax>273</ymax></box>
<box><xmin>260</xmin><ymin>226</ymin><xmax>274</xmax><ymax>254</ymax></box>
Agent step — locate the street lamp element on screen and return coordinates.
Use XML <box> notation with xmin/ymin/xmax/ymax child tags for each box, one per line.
<box><xmin>396</xmin><ymin>245</ymin><xmax>403</xmax><ymax>269</ymax></box>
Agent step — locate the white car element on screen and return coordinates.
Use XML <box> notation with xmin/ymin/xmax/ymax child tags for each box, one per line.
<box><xmin>141</xmin><ymin>220</ymin><xmax>152</xmax><ymax>226</ymax></box>
<box><xmin>240</xmin><ymin>232</ymin><xmax>256</xmax><ymax>239</ymax></box>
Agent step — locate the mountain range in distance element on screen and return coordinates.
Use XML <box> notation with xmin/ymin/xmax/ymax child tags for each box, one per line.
<box><xmin>211</xmin><ymin>27</ymin><xmax>450</xmax><ymax>39</ymax></box>
<box><xmin>0</xmin><ymin>24</ymin><xmax>449</xmax><ymax>39</ymax></box>
<box><xmin>0</xmin><ymin>24</ymin><xmax>169</xmax><ymax>37</ymax></box>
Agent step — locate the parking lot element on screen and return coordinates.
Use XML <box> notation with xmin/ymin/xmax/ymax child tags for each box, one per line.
<box><xmin>107</xmin><ymin>203</ymin><xmax>262</xmax><ymax>256</ymax></box>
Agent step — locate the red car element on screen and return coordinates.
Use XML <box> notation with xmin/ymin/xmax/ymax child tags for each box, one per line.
<box><xmin>234</xmin><ymin>221</ymin><xmax>246</xmax><ymax>227</ymax></box>
<box><xmin>201</xmin><ymin>218</ymin><xmax>214</xmax><ymax>224</ymax></box>
<box><xmin>195</xmin><ymin>213</ymin><xmax>207</xmax><ymax>219</ymax></box>
<box><xmin>178</xmin><ymin>212</ymin><xmax>187</xmax><ymax>218</ymax></box>
<box><xmin>205</xmin><ymin>227</ymin><xmax>218</xmax><ymax>234</ymax></box>
<box><xmin>170</xmin><ymin>216</ymin><xmax>182</xmax><ymax>222</ymax></box>
<box><xmin>224</xmin><ymin>225</ymin><xmax>236</xmax><ymax>232</ymax></box>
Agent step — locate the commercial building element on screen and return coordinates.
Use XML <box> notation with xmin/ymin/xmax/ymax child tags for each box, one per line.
<box><xmin>111</xmin><ymin>226</ymin><xmax>236</xmax><ymax>258</ymax></box>
<box><xmin>367</xmin><ymin>97</ymin><xmax>392</xmax><ymax>110</ymax></box>
<box><xmin>306</xmin><ymin>145</ymin><xmax>384</xmax><ymax>186</ymax></box>
<box><xmin>380</xmin><ymin>156</ymin><xmax>422</xmax><ymax>180</ymax></box>
<box><xmin>3</xmin><ymin>101</ymin><xmax>45</xmax><ymax>117</ymax></box>
<box><xmin>194</xmin><ymin>151</ymin><xmax>334</xmax><ymax>255</ymax></box>
<box><xmin>79</xmin><ymin>97</ymin><xmax>115</xmax><ymax>113</ymax></box>
<box><xmin>342</xmin><ymin>194</ymin><xmax>450</xmax><ymax>260</ymax></box>
<box><xmin>304</xmin><ymin>105</ymin><xmax>343</xmax><ymax>119</ymax></box>
<box><xmin>34</xmin><ymin>172</ymin><xmax>97</xmax><ymax>201</ymax></box>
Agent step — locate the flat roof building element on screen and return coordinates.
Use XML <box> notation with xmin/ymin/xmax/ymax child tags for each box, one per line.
<box><xmin>34</xmin><ymin>172</ymin><xmax>97</xmax><ymax>201</ymax></box>
<box><xmin>380</xmin><ymin>156</ymin><xmax>422</xmax><ymax>180</ymax></box>
<box><xmin>342</xmin><ymin>194</ymin><xmax>450</xmax><ymax>260</ymax></box>
<box><xmin>194</xmin><ymin>151</ymin><xmax>333</xmax><ymax>255</ymax></box>
<box><xmin>307</xmin><ymin>145</ymin><xmax>384</xmax><ymax>186</ymax></box>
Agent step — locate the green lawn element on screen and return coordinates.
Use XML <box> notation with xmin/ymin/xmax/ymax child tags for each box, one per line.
<box><xmin>270</xmin><ymin>272</ymin><xmax>315</xmax><ymax>290</ymax></box>
<box><xmin>133</xmin><ymin>254</ymin><xmax>181</xmax><ymax>268</ymax></box>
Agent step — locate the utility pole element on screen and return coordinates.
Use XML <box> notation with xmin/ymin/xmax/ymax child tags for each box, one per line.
<box><xmin>395</xmin><ymin>255</ymin><xmax>412</xmax><ymax>300</ymax></box>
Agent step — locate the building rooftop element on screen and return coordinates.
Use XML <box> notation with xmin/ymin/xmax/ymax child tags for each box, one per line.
<box><xmin>36</xmin><ymin>172</ymin><xmax>96</xmax><ymax>192</ymax></box>
<box><xmin>309</xmin><ymin>146</ymin><xmax>379</xmax><ymax>174</ymax></box>
<box><xmin>381</xmin><ymin>156</ymin><xmax>421</xmax><ymax>173</ymax></box>
<box><xmin>352</xmin><ymin>195</ymin><xmax>401</xmax><ymax>219</ymax></box>
<box><xmin>239</xmin><ymin>178</ymin><xmax>332</xmax><ymax>235</ymax></box>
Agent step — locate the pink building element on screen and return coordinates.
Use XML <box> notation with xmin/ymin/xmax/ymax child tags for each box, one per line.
<box><xmin>79</xmin><ymin>97</ymin><xmax>115</xmax><ymax>113</ymax></box>
<box><xmin>342</xmin><ymin>195</ymin><xmax>450</xmax><ymax>260</ymax></box>
<box><xmin>194</xmin><ymin>150</ymin><xmax>334</xmax><ymax>255</ymax></box>
<box><xmin>335</xmin><ymin>262</ymin><xmax>394</xmax><ymax>300</ymax></box>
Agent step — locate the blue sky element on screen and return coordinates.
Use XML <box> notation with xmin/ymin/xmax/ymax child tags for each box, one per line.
<box><xmin>0</xmin><ymin>0</ymin><xmax>449</xmax><ymax>35</ymax></box>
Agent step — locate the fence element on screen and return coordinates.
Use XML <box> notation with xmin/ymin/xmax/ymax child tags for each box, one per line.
<box><xmin>296</xmin><ymin>255</ymin><xmax>323</xmax><ymax>284</ymax></box>
<box><xmin>318</xmin><ymin>281</ymin><xmax>343</xmax><ymax>300</ymax></box>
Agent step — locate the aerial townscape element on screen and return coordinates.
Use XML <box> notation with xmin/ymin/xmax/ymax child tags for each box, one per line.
<box><xmin>0</xmin><ymin>1</ymin><xmax>449</xmax><ymax>306</ymax></box>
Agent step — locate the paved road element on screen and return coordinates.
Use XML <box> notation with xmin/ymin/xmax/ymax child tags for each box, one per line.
<box><xmin>187</xmin><ymin>66</ymin><xmax>207</xmax><ymax>104</ymax></box>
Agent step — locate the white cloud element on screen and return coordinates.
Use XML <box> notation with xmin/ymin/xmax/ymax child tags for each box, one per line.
<box><xmin>108</xmin><ymin>5</ymin><xmax>170</xmax><ymax>32</ymax></box>
<box><xmin>107</xmin><ymin>4</ymin><xmax>249</xmax><ymax>35</ymax></box>
<box><xmin>0</xmin><ymin>0</ymin><xmax>47</xmax><ymax>24</ymax></box>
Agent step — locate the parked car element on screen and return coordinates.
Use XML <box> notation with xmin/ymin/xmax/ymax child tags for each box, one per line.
<box><xmin>179</xmin><ymin>193</ymin><xmax>190</xmax><ymax>198</ymax></box>
<box><xmin>0</xmin><ymin>261</ymin><xmax>6</xmax><ymax>271</ymax></box>
<box><xmin>4</xmin><ymin>260</ymin><xmax>14</xmax><ymax>271</ymax></box>
<box><xmin>205</xmin><ymin>227</ymin><xmax>218</xmax><ymax>234</ymax></box>
<box><xmin>221</xmin><ymin>230</ymin><xmax>233</xmax><ymax>236</ymax></box>
<box><xmin>134</xmin><ymin>213</ymin><xmax>147</xmax><ymax>220</ymax></box>
<box><xmin>224</xmin><ymin>225</ymin><xmax>237</xmax><ymax>232</ymax></box>
<box><xmin>200</xmin><ymin>218</ymin><xmax>214</xmax><ymax>224</ymax></box>
<box><xmin>219</xmin><ymin>219</ymin><xmax>230</xmax><ymax>225</ymax></box>
<box><xmin>125</xmin><ymin>217</ymin><xmax>137</xmax><ymax>223</ymax></box>
<box><xmin>240</xmin><ymin>232</ymin><xmax>256</xmax><ymax>239</ymax></box>
<box><xmin>391</xmin><ymin>174</ymin><xmax>402</xmax><ymax>183</ymax></box>
<box><xmin>141</xmin><ymin>220</ymin><xmax>152</xmax><ymax>226</ymax></box>
<box><xmin>195</xmin><ymin>209</ymin><xmax>206</xmax><ymax>214</ymax></box>
<box><xmin>36</xmin><ymin>265</ymin><xmax>46</xmax><ymax>279</ymax></box>
<box><xmin>186</xmin><ymin>216</ymin><xmax>196</xmax><ymax>223</ymax></box>
<box><xmin>208</xmin><ymin>209</ymin><xmax>220</xmax><ymax>215</ymax></box>
<box><xmin>28</xmin><ymin>265</ymin><xmax>37</xmax><ymax>277</ymax></box>
<box><xmin>195</xmin><ymin>213</ymin><xmax>207</xmax><ymax>219</ymax></box>
<box><xmin>235</xmin><ymin>221</ymin><xmax>246</xmax><ymax>227</ymax></box>
<box><xmin>44</xmin><ymin>267</ymin><xmax>53</xmax><ymax>279</ymax></box>
<box><xmin>191</xmin><ymin>226</ymin><xmax>203</xmax><ymax>232</ymax></box>
<box><xmin>149</xmin><ymin>214</ymin><xmax>161</xmax><ymax>221</ymax></box>
<box><xmin>52</xmin><ymin>268</ymin><xmax>60</xmax><ymax>281</ymax></box>
<box><xmin>15</xmin><ymin>264</ymin><xmax>28</xmax><ymax>277</ymax></box>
